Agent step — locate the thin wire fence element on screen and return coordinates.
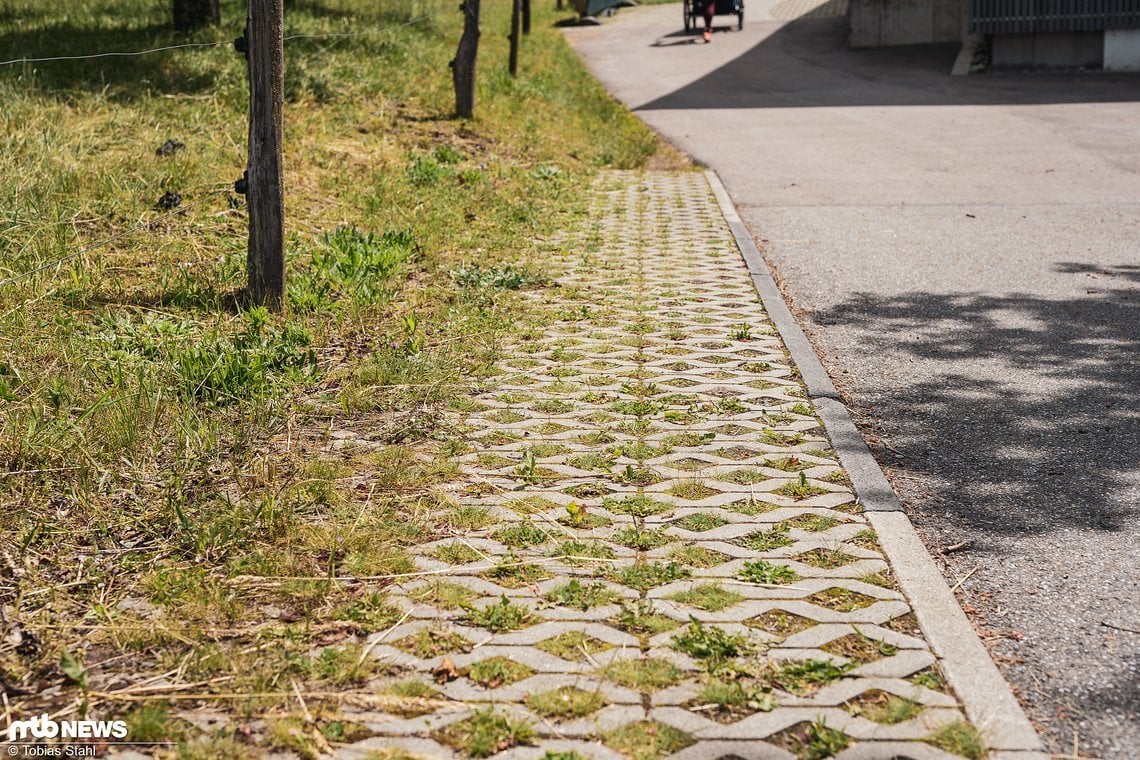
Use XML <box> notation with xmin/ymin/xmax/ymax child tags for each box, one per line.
<box><xmin>0</xmin><ymin>13</ymin><xmax>441</xmax><ymax>68</ymax></box>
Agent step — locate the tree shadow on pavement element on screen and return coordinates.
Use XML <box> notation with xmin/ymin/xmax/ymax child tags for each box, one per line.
<box><xmin>816</xmin><ymin>262</ymin><xmax>1139</xmax><ymax>537</ymax></box>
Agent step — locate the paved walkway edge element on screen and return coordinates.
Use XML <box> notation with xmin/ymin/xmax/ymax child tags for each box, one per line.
<box><xmin>703</xmin><ymin>169</ymin><xmax>1045</xmax><ymax>755</ymax></box>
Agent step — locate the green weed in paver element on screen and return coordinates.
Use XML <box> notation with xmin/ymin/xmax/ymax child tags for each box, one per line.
<box><xmin>465</xmin><ymin>597</ymin><xmax>536</xmax><ymax>633</ymax></box>
<box><xmin>542</xmin><ymin>753</ymin><xmax>585</xmax><ymax>760</ymax></box>
<box><xmin>449</xmin><ymin>505</ymin><xmax>497</xmax><ymax>530</ymax></box>
<box><xmin>909</xmin><ymin>667</ymin><xmax>948</xmax><ymax>692</ymax></box>
<box><xmin>466</xmin><ymin>656</ymin><xmax>534</xmax><ymax>688</ymax></box>
<box><xmin>761</xmin><ymin>660</ymin><xmax>854</xmax><ymax>695</ymax></box>
<box><xmin>672</xmin><ymin>619</ymin><xmax>752</xmax><ymax>669</ymax></box>
<box><xmin>673</xmin><ymin>512</ymin><xmax>728</xmax><ymax>532</ymax></box>
<box><xmin>526</xmin><ymin>686</ymin><xmax>605</xmax><ymax>719</ymax></box>
<box><xmin>504</xmin><ymin>496</ymin><xmax>561</xmax><ymax>515</ymax></box>
<box><xmin>777</xmin><ymin>473</ymin><xmax>829</xmax><ymax>500</ymax></box>
<box><xmin>332</xmin><ymin>592</ymin><xmax>402</xmax><ymax>629</ymax></box>
<box><xmin>761</xmin><ymin>431</ymin><xmax>805</xmax><ymax>447</ymax></box>
<box><xmin>668</xmin><ymin>584</ymin><xmax>743</xmax><ymax>612</ymax></box>
<box><xmin>737</xmin><ymin>561</ymin><xmax>799</xmax><ymax>585</ymax></box>
<box><xmin>485</xmin><ymin>554</ymin><xmax>552</xmax><ymax>588</ymax></box>
<box><xmin>926</xmin><ymin>722</ymin><xmax>986</xmax><ymax>760</ymax></box>
<box><xmin>605</xmin><ymin>721</ymin><xmax>694</xmax><ymax>760</ymax></box>
<box><xmin>695</xmin><ymin>678</ymin><xmax>777</xmax><ymax>720</ymax></box>
<box><xmin>493</xmin><ymin>522</ymin><xmax>548</xmax><ymax>548</ymax></box>
<box><xmin>612</xmin><ymin>527</ymin><xmax>673</xmax><ymax>550</ymax></box>
<box><xmin>433</xmin><ymin>707</ymin><xmax>534</xmax><ymax>758</ymax></box>
<box><xmin>610</xmin><ymin>561</ymin><xmax>691</xmax><ymax>592</ymax></box>
<box><xmin>845</xmin><ymin>690</ymin><xmax>923</xmax><ymax>724</ymax></box>
<box><xmin>537</xmin><ymin>631</ymin><xmax>614</xmax><ymax>662</ymax></box>
<box><xmin>545</xmin><ymin>579</ymin><xmax>620</xmax><ymax>611</ymax></box>
<box><xmin>569</xmin><ymin>452</ymin><xmax>616</xmax><ymax>472</ymax></box>
<box><xmin>736</xmin><ymin>525</ymin><xmax>793</xmax><ymax>551</ymax></box>
<box><xmin>610</xmin><ymin>601</ymin><xmax>679</xmax><ymax>635</ymax></box>
<box><xmin>769</xmin><ymin>719</ymin><xmax>850</xmax><ymax>760</ymax></box>
<box><xmin>617</xmin><ymin>465</ymin><xmax>663</xmax><ymax>486</ymax></box>
<box><xmin>559</xmin><ymin>502</ymin><xmax>612</xmax><ymax>528</ymax></box>
<box><xmin>605</xmin><ymin>494</ymin><xmax>673</xmax><ymax>517</ymax></box>
<box><xmin>600</xmin><ymin>659</ymin><xmax>683</xmax><ymax>691</ymax></box>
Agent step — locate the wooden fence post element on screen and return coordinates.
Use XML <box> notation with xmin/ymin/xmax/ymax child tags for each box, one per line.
<box><xmin>453</xmin><ymin>0</ymin><xmax>480</xmax><ymax>117</ymax></box>
<box><xmin>509</xmin><ymin>0</ymin><xmax>521</xmax><ymax>76</ymax></box>
<box><xmin>244</xmin><ymin>0</ymin><xmax>285</xmax><ymax>307</ymax></box>
<box><xmin>523</xmin><ymin>0</ymin><xmax>531</xmax><ymax>34</ymax></box>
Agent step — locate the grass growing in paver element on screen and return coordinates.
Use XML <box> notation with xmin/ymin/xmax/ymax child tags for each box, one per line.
<box><xmin>484</xmin><ymin>555</ymin><xmax>554</xmax><ymax>588</ymax></box>
<box><xmin>766</xmin><ymin>456</ymin><xmax>812</xmax><ymax>472</ymax></box>
<box><xmin>449</xmin><ymin>506</ymin><xmax>498</xmax><ymax>530</ymax></box>
<box><xmin>464</xmin><ymin>597</ymin><xmax>537</xmax><ymax>632</ymax></box>
<box><xmin>727</xmin><ymin>498</ymin><xmax>780</xmax><ymax>516</ymax></box>
<box><xmin>609</xmin><ymin>561</ymin><xmax>691</xmax><ymax>591</ymax></box>
<box><xmin>552</xmin><ymin>540</ymin><xmax>617</xmax><ymax>565</ymax></box>
<box><xmin>558</xmin><ymin>502</ymin><xmax>612</xmax><ymax>528</ymax></box>
<box><xmin>435</xmin><ymin>543</ymin><xmax>484</xmax><ymax>565</ymax></box>
<box><xmin>545</xmin><ymin>579</ymin><xmax>621</xmax><ymax>610</ymax></box>
<box><xmin>848</xmin><ymin>528</ymin><xmax>882</xmax><ymax>551</ymax></box>
<box><xmin>604</xmin><ymin>721</ymin><xmax>694</xmax><ymax>760</ymax></box>
<box><xmin>736</xmin><ymin>525</ymin><xmax>793</xmax><ymax>551</ymax></box>
<box><xmin>860</xmin><ymin>570</ymin><xmax>900</xmax><ymax>590</ymax></box>
<box><xmin>669</xmin><ymin>545</ymin><xmax>729</xmax><ymax>568</ymax></box>
<box><xmin>794</xmin><ymin>548</ymin><xmax>857</xmax><ymax>569</ymax></box>
<box><xmin>465</xmin><ymin>657</ymin><xmax>534</xmax><ymax>688</ymax></box>
<box><xmin>394</xmin><ymin>629</ymin><xmax>472</xmax><ymax>659</ymax></box>
<box><xmin>668</xmin><ymin>479</ymin><xmax>718</xmax><ymax>500</ymax></box>
<box><xmin>737</xmin><ymin>561</ymin><xmax>800</xmax><ymax>585</ymax></box>
<box><xmin>493</xmin><ymin>522</ymin><xmax>549</xmax><ymax>548</ymax></box>
<box><xmin>504</xmin><ymin>496</ymin><xmax>562</xmax><ymax>515</ymax></box>
<box><xmin>433</xmin><ymin>708</ymin><xmax>535</xmax><ymax>758</ymax></box>
<box><xmin>909</xmin><ymin>666</ymin><xmax>949</xmax><ymax>693</ymax></box>
<box><xmin>768</xmin><ymin>719</ymin><xmax>850</xmax><ymax>760</ymax></box>
<box><xmin>413</xmin><ymin>581</ymin><xmax>478</xmax><ymax>610</ymax></box>
<box><xmin>673</xmin><ymin>512</ymin><xmax>729</xmax><ymax>532</ymax></box>
<box><xmin>718</xmin><ymin>468</ymin><xmax>770</xmax><ymax>485</ymax></box>
<box><xmin>692</xmin><ymin>678</ymin><xmax>777</xmax><ymax>722</ymax></box>
<box><xmin>600</xmin><ymin>658</ymin><xmax>684</xmax><ymax>691</ymax></box>
<box><xmin>845</xmin><ymin>690</ymin><xmax>923</xmax><ymax>724</ymax></box>
<box><xmin>611</xmin><ymin>601</ymin><xmax>680</xmax><ymax>635</ymax></box>
<box><xmin>526</xmin><ymin>686</ymin><xmax>605</xmax><ymax>719</ymax></box>
<box><xmin>781</xmin><ymin>513</ymin><xmax>842</xmax><ymax>532</ymax></box>
<box><xmin>926</xmin><ymin>722</ymin><xmax>987</xmax><ymax>759</ymax></box>
<box><xmin>536</xmin><ymin>631</ymin><xmax>614</xmax><ymax>662</ymax></box>
<box><xmin>612</xmin><ymin>527</ymin><xmax>673</xmax><ymax>550</ymax></box>
<box><xmin>668</xmin><ymin>584</ymin><xmax>744</xmax><ymax>612</ymax></box>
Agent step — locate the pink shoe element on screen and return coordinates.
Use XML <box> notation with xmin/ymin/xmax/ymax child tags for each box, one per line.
<box><xmin>703</xmin><ymin>28</ymin><xmax>712</xmax><ymax>42</ymax></box>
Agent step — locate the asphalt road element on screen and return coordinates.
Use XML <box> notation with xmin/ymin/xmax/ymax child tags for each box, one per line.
<box><xmin>567</xmin><ymin>6</ymin><xmax>1140</xmax><ymax>756</ymax></box>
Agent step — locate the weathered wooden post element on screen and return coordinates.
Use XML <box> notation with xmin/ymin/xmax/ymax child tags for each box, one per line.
<box><xmin>509</xmin><ymin>0</ymin><xmax>521</xmax><ymax>76</ymax></box>
<box><xmin>453</xmin><ymin>0</ymin><xmax>481</xmax><ymax>117</ymax></box>
<box><xmin>239</xmin><ymin>0</ymin><xmax>286</xmax><ymax>307</ymax></box>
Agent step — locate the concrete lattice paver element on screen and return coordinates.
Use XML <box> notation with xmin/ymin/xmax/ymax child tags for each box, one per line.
<box><xmin>342</xmin><ymin>172</ymin><xmax>977</xmax><ymax>759</ymax></box>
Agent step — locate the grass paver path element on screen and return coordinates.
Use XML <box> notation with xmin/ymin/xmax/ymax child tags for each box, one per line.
<box><xmin>343</xmin><ymin>172</ymin><xmax>982</xmax><ymax>759</ymax></box>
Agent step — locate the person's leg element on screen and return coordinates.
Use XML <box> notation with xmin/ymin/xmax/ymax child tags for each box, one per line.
<box><xmin>702</xmin><ymin>0</ymin><xmax>713</xmax><ymax>40</ymax></box>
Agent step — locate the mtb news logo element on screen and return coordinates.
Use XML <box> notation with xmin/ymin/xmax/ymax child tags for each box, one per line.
<box><xmin>5</xmin><ymin>714</ymin><xmax>128</xmax><ymax>742</ymax></box>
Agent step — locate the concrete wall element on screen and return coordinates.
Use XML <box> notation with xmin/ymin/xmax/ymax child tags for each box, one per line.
<box><xmin>991</xmin><ymin>32</ymin><xmax>1104</xmax><ymax>69</ymax></box>
<box><xmin>1105</xmin><ymin>29</ymin><xmax>1140</xmax><ymax>71</ymax></box>
<box><xmin>849</xmin><ymin>0</ymin><xmax>965</xmax><ymax>47</ymax></box>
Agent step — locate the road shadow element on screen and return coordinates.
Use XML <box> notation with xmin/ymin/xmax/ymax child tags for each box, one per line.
<box><xmin>637</xmin><ymin>15</ymin><xmax>1140</xmax><ymax>109</ymax></box>
<box><xmin>816</xmin><ymin>263</ymin><xmax>1139</xmax><ymax>536</ymax></box>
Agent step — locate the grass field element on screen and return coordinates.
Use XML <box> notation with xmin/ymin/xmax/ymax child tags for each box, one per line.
<box><xmin>0</xmin><ymin>0</ymin><xmax>680</xmax><ymax>753</ymax></box>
